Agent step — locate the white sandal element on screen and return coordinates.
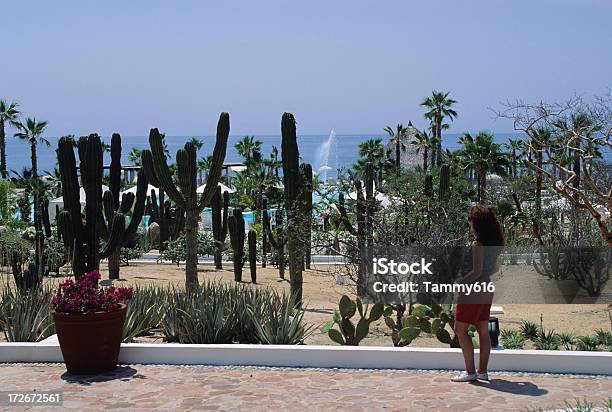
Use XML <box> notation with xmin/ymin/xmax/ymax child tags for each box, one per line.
<box><xmin>451</xmin><ymin>371</ymin><xmax>477</xmax><ymax>382</ymax></box>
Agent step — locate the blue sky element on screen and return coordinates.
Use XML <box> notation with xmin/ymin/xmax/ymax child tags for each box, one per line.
<box><xmin>2</xmin><ymin>0</ymin><xmax>611</xmax><ymax>136</ymax></box>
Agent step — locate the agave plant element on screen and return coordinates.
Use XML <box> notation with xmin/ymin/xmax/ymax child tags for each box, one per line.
<box><xmin>0</xmin><ymin>285</ymin><xmax>55</xmax><ymax>342</ymax></box>
<box><xmin>500</xmin><ymin>329</ymin><xmax>525</xmax><ymax>349</ymax></box>
<box><xmin>249</xmin><ymin>292</ymin><xmax>313</xmax><ymax>344</ymax></box>
<box><xmin>122</xmin><ymin>285</ymin><xmax>166</xmax><ymax>342</ymax></box>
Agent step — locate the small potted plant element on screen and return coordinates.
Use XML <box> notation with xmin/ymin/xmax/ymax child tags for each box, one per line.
<box><xmin>51</xmin><ymin>270</ymin><xmax>132</xmax><ymax>374</ymax></box>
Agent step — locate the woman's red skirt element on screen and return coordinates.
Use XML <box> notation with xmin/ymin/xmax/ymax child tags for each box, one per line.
<box><xmin>454</xmin><ymin>304</ymin><xmax>491</xmax><ymax>324</ymax></box>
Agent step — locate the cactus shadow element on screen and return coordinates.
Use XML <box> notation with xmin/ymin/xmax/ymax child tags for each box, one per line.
<box><xmin>471</xmin><ymin>379</ymin><xmax>548</xmax><ymax>396</ymax></box>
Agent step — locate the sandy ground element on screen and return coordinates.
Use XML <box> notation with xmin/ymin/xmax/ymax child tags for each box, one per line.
<box><xmin>1</xmin><ymin>261</ymin><xmax>610</xmax><ymax>347</ymax></box>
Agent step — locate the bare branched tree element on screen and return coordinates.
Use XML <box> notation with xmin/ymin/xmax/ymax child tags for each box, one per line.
<box><xmin>495</xmin><ymin>91</ymin><xmax>612</xmax><ymax>246</ymax></box>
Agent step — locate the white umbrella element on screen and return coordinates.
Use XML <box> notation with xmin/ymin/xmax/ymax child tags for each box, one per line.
<box><xmin>196</xmin><ymin>182</ymin><xmax>236</xmax><ymax>194</ymax></box>
<box><xmin>48</xmin><ymin>185</ymin><xmax>109</xmax><ymax>221</ymax></box>
<box><xmin>347</xmin><ymin>190</ymin><xmax>392</xmax><ymax>207</ymax></box>
<box><xmin>120</xmin><ymin>184</ymin><xmax>158</xmax><ymax>198</ymax></box>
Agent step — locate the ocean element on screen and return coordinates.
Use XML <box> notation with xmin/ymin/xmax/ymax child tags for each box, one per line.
<box><xmin>4</xmin><ymin>132</ymin><xmax>609</xmax><ymax>179</ymax></box>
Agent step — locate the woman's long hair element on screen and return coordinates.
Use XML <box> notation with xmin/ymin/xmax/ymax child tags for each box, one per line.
<box><xmin>469</xmin><ymin>205</ymin><xmax>505</xmax><ymax>246</ymax></box>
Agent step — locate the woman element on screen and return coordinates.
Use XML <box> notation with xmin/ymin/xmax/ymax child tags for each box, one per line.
<box><xmin>451</xmin><ymin>205</ymin><xmax>504</xmax><ymax>382</ymax></box>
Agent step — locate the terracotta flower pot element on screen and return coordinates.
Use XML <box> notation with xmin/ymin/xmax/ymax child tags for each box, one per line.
<box><xmin>53</xmin><ymin>304</ymin><xmax>127</xmax><ymax>375</ymax></box>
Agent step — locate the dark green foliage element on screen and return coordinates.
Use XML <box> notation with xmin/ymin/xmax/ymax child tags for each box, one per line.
<box><xmin>211</xmin><ymin>186</ymin><xmax>230</xmax><ymax>269</ymax></box>
<box><xmin>141</xmin><ymin>113</ymin><xmax>229</xmax><ymax>290</ymax></box>
<box><xmin>248</xmin><ymin>229</ymin><xmax>257</xmax><ymax>283</ymax></box>
<box><xmin>323</xmin><ymin>295</ymin><xmax>384</xmax><ymax>345</ymax></box>
<box><xmin>229</xmin><ymin>208</ymin><xmax>245</xmax><ymax>282</ymax></box>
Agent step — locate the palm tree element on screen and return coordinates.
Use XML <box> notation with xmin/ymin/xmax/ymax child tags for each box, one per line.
<box><xmin>411</xmin><ymin>130</ymin><xmax>441</xmax><ymax>171</ymax></box>
<box><xmin>358</xmin><ymin>138</ymin><xmax>390</xmax><ymax>186</ymax></box>
<box><xmin>270</xmin><ymin>145</ymin><xmax>279</xmax><ymax>178</ymax></box>
<box><xmin>421</xmin><ymin>91</ymin><xmax>457</xmax><ymax>167</ymax></box>
<box><xmin>235</xmin><ymin>136</ymin><xmax>262</xmax><ymax>163</ymax></box>
<box><xmin>384</xmin><ymin>124</ymin><xmax>407</xmax><ymax>175</ymax></box>
<box><xmin>0</xmin><ymin>100</ymin><xmax>20</xmax><ymax>179</ymax></box>
<box><xmin>14</xmin><ymin>117</ymin><xmax>49</xmax><ymax>282</ymax></box>
<box><xmin>459</xmin><ymin>132</ymin><xmax>509</xmax><ymax>204</ymax></box>
<box><xmin>188</xmin><ymin>137</ymin><xmax>204</xmax><ymax>152</ymax></box>
<box><xmin>128</xmin><ymin>148</ymin><xmax>143</xmax><ymax>165</ymax></box>
<box><xmin>506</xmin><ymin>138</ymin><xmax>521</xmax><ymax>178</ymax></box>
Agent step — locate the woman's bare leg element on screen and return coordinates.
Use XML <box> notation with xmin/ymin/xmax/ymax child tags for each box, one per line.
<box><xmin>476</xmin><ymin>320</ymin><xmax>491</xmax><ymax>374</ymax></box>
<box><xmin>454</xmin><ymin>321</ymin><xmax>475</xmax><ymax>374</ymax></box>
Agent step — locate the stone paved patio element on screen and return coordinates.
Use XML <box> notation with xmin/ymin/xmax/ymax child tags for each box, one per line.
<box><xmin>0</xmin><ymin>364</ymin><xmax>610</xmax><ymax>411</ymax></box>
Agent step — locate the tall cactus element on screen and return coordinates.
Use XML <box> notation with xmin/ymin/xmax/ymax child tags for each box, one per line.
<box><xmin>281</xmin><ymin>113</ymin><xmax>306</xmax><ymax>304</ymax></box>
<box><xmin>141</xmin><ymin>113</ymin><xmax>229</xmax><ymax>289</ymax></box>
<box><xmin>261</xmin><ymin>197</ymin><xmax>268</xmax><ymax>268</ymax></box>
<box><xmin>105</xmin><ymin>133</ymin><xmax>149</xmax><ymax>279</ymax></box>
<box><xmin>149</xmin><ymin>189</ymin><xmax>185</xmax><ymax>249</ymax></box>
<box><xmin>57</xmin><ymin>133</ymin><xmax>148</xmax><ymax>279</ymax></box>
<box><xmin>424</xmin><ymin>173</ymin><xmax>433</xmax><ymax>197</ymax></box>
<box><xmin>211</xmin><ymin>185</ymin><xmax>230</xmax><ymax>269</ymax></box>
<box><xmin>229</xmin><ymin>208</ymin><xmax>245</xmax><ymax>282</ymax></box>
<box><xmin>439</xmin><ymin>164</ymin><xmax>450</xmax><ymax>201</ymax></box>
<box><xmin>248</xmin><ymin>229</ymin><xmax>257</xmax><ymax>283</ymax></box>
<box><xmin>263</xmin><ymin>199</ymin><xmax>285</xmax><ymax>279</ymax></box>
<box><xmin>300</xmin><ymin>163</ymin><xmax>313</xmax><ymax>270</ymax></box>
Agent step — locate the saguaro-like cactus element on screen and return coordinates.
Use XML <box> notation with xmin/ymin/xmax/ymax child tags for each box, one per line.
<box><xmin>211</xmin><ymin>185</ymin><xmax>230</xmax><ymax>269</ymax></box>
<box><xmin>141</xmin><ymin>113</ymin><xmax>229</xmax><ymax>289</ymax></box>
<box><xmin>248</xmin><ymin>229</ymin><xmax>257</xmax><ymax>283</ymax></box>
<box><xmin>149</xmin><ymin>189</ymin><xmax>185</xmax><ymax>249</ymax></box>
<box><xmin>263</xmin><ymin>199</ymin><xmax>285</xmax><ymax>279</ymax></box>
<box><xmin>261</xmin><ymin>198</ymin><xmax>268</xmax><ymax>268</ymax></box>
<box><xmin>439</xmin><ymin>164</ymin><xmax>450</xmax><ymax>201</ymax></box>
<box><xmin>300</xmin><ymin>163</ymin><xmax>313</xmax><ymax>270</ymax></box>
<box><xmin>424</xmin><ymin>174</ymin><xmax>433</xmax><ymax>198</ymax></box>
<box><xmin>105</xmin><ymin>133</ymin><xmax>148</xmax><ymax>279</ymax></box>
<box><xmin>57</xmin><ymin>134</ymin><xmax>148</xmax><ymax>279</ymax></box>
<box><xmin>281</xmin><ymin>113</ymin><xmax>306</xmax><ymax>304</ymax></box>
<box><xmin>229</xmin><ymin>208</ymin><xmax>245</xmax><ymax>282</ymax></box>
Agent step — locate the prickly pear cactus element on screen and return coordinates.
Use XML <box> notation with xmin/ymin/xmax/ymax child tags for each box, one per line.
<box><xmin>323</xmin><ymin>295</ymin><xmax>384</xmax><ymax>345</ymax></box>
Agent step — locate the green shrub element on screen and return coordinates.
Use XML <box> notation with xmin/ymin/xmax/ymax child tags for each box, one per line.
<box><xmin>158</xmin><ymin>233</ymin><xmax>215</xmax><ymax>266</ymax></box>
<box><xmin>0</xmin><ymin>285</ymin><xmax>55</xmax><ymax>342</ymax></box>
<box><xmin>120</xmin><ymin>244</ymin><xmax>144</xmax><ymax>266</ymax></box>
